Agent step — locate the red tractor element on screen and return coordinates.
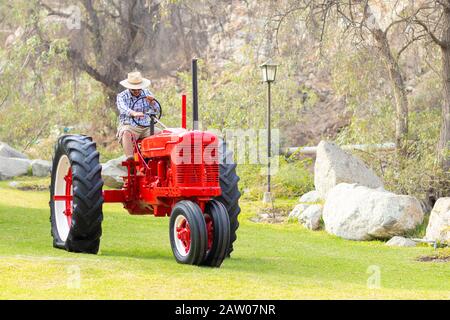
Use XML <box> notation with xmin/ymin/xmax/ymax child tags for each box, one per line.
<box><xmin>49</xmin><ymin>60</ymin><xmax>240</xmax><ymax>267</ymax></box>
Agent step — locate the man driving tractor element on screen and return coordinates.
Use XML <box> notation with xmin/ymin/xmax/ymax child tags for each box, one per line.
<box><xmin>116</xmin><ymin>71</ymin><xmax>161</xmax><ymax>161</ymax></box>
<box><xmin>49</xmin><ymin>61</ymin><xmax>240</xmax><ymax>267</ymax></box>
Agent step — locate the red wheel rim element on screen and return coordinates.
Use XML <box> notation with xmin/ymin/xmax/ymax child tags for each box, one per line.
<box><xmin>53</xmin><ymin>167</ymin><xmax>73</xmax><ymax>227</ymax></box>
<box><xmin>176</xmin><ymin>218</ymin><xmax>191</xmax><ymax>254</ymax></box>
<box><xmin>204</xmin><ymin>214</ymin><xmax>214</xmax><ymax>251</ymax></box>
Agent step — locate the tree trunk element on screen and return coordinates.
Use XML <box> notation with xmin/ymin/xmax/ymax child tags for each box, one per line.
<box><xmin>372</xmin><ymin>29</ymin><xmax>409</xmax><ymax>153</ymax></box>
<box><xmin>438</xmin><ymin>6</ymin><xmax>450</xmax><ymax>171</ymax></box>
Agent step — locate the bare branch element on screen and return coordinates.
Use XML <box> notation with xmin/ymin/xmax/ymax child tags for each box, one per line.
<box><xmin>397</xmin><ymin>34</ymin><xmax>427</xmax><ymax>58</ymax></box>
<box><xmin>80</xmin><ymin>0</ymin><xmax>103</xmax><ymax>54</ymax></box>
<box><xmin>39</xmin><ymin>0</ymin><xmax>95</xmax><ymax>35</ymax></box>
<box><xmin>414</xmin><ymin>18</ymin><xmax>448</xmax><ymax>48</ymax></box>
<box><xmin>68</xmin><ymin>48</ymin><xmax>114</xmax><ymax>88</ymax></box>
<box><xmin>39</xmin><ymin>1</ymin><xmax>71</xmax><ymax>18</ymax></box>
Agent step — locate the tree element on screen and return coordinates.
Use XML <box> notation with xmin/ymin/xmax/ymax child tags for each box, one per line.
<box><xmin>37</xmin><ymin>0</ymin><xmax>224</xmax><ymax>113</ymax></box>
<box><xmin>411</xmin><ymin>0</ymin><xmax>450</xmax><ymax>171</ymax></box>
<box><xmin>361</xmin><ymin>2</ymin><xmax>410</xmax><ymax>154</ymax></box>
<box><xmin>272</xmin><ymin>0</ymin><xmax>449</xmax><ymax>168</ymax></box>
<box><xmin>307</xmin><ymin>0</ymin><xmax>413</xmax><ymax>152</ymax></box>
<box><xmin>323</xmin><ymin>0</ymin><xmax>450</xmax><ymax>169</ymax></box>
<box><xmin>38</xmin><ymin>0</ymin><xmax>162</xmax><ymax>113</ymax></box>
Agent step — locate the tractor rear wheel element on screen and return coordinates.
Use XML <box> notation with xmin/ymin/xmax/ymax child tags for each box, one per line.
<box><xmin>169</xmin><ymin>200</ymin><xmax>207</xmax><ymax>265</ymax></box>
<box><xmin>215</xmin><ymin>140</ymin><xmax>241</xmax><ymax>257</ymax></box>
<box><xmin>50</xmin><ymin>134</ymin><xmax>103</xmax><ymax>254</ymax></box>
<box><xmin>201</xmin><ymin>200</ymin><xmax>230</xmax><ymax>267</ymax></box>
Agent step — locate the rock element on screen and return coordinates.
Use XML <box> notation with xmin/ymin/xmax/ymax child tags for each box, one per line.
<box><xmin>299</xmin><ymin>204</ymin><xmax>323</xmax><ymax>230</ymax></box>
<box><xmin>8</xmin><ymin>181</ymin><xmax>20</xmax><ymax>188</ymax></box>
<box><xmin>0</xmin><ymin>142</ymin><xmax>28</xmax><ymax>159</ymax></box>
<box><xmin>31</xmin><ymin>159</ymin><xmax>52</xmax><ymax>177</ymax></box>
<box><xmin>323</xmin><ymin>183</ymin><xmax>424</xmax><ymax>240</ymax></box>
<box><xmin>386</xmin><ymin>236</ymin><xmax>417</xmax><ymax>247</ymax></box>
<box><xmin>288</xmin><ymin>203</ymin><xmax>309</xmax><ymax>220</ymax></box>
<box><xmin>101</xmin><ymin>156</ymin><xmax>127</xmax><ymax>188</ymax></box>
<box><xmin>290</xmin><ymin>190</ymin><xmax>322</xmax><ymax>222</ymax></box>
<box><xmin>425</xmin><ymin>198</ymin><xmax>450</xmax><ymax>244</ymax></box>
<box><xmin>250</xmin><ymin>212</ymin><xmax>284</xmax><ymax>224</ymax></box>
<box><xmin>419</xmin><ymin>199</ymin><xmax>433</xmax><ymax>215</ymax></box>
<box><xmin>299</xmin><ymin>190</ymin><xmax>322</xmax><ymax>204</ymax></box>
<box><xmin>314</xmin><ymin>141</ymin><xmax>384</xmax><ymax>198</ymax></box>
<box><xmin>0</xmin><ymin>156</ymin><xmax>31</xmax><ymax>180</ymax></box>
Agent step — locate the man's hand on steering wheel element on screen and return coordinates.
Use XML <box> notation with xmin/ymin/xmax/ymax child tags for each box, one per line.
<box><xmin>130</xmin><ymin>96</ymin><xmax>162</xmax><ymax>127</ymax></box>
<box><xmin>130</xmin><ymin>97</ymin><xmax>157</xmax><ymax>118</ymax></box>
<box><xmin>130</xmin><ymin>111</ymin><xmax>145</xmax><ymax>118</ymax></box>
<box><xmin>145</xmin><ymin>96</ymin><xmax>155</xmax><ymax>105</ymax></box>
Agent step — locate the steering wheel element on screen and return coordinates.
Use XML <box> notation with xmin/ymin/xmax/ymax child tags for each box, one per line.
<box><xmin>130</xmin><ymin>96</ymin><xmax>163</xmax><ymax>128</ymax></box>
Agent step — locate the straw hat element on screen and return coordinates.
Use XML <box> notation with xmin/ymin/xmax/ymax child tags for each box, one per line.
<box><xmin>119</xmin><ymin>71</ymin><xmax>151</xmax><ymax>89</ymax></box>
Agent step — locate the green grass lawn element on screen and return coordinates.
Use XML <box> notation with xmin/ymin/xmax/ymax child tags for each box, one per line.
<box><xmin>0</xmin><ymin>177</ymin><xmax>449</xmax><ymax>299</ymax></box>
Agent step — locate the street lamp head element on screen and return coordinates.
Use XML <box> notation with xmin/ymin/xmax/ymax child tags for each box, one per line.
<box><xmin>259</xmin><ymin>59</ymin><xmax>278</xmax><ymax>83</ymax></box>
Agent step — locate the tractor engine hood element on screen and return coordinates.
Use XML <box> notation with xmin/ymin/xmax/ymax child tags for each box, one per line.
<box><xmin>139</xmin><ymin>128</ymin><xmax>218</xmax><ymax>161</ymax></box>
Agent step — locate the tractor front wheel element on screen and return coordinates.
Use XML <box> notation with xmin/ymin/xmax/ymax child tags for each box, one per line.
<box><xmin>50</xmin><ymin>135</ymin><xmax>104</xmax><ymax>254</ymax></box>
<box><xmin>201</xmin><ymin>200</ymin><xmax>230</xmax><ymax>267</ymax></box>
<box><xmin>169</xmin><ymin>201</ymin><xmax>207</xmax><ymax>265</ymax></box>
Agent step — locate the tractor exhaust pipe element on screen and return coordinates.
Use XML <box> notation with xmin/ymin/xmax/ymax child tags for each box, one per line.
<box><xmin>181</xmin><ymin>94</ymin><xmax>187</xmax><ymax>129</ymax></box>
<box><xmin>192</xmin><ymin>58</ymin><xmax>199</xmax><ymax>130</ymax></box>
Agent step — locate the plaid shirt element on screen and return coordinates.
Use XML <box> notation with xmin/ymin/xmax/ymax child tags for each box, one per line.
<box><xmin>116</xmin><ymin>89</ymin><xmax>160</xmax><ymax>127</ymax></box>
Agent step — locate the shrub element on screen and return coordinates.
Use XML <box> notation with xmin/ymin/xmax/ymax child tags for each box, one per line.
<box><xmin>238</xmin><ymin>156</ymin><xmax>314</xmax><ymax>200</ymax></box>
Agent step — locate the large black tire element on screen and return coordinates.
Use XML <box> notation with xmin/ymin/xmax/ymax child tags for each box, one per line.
<box><xmin>49</xmin><ymin>134</ymin><xmax>104</xmax><ymax>254</ymax></box>
<box><xmin>215</xmin><ymin>140</ymin><xmax>241</xmax><ymax>257</ymax></box>
<box><xmin>169</xmin><ymin>200</ymin><xmax>208</xmax><ymax>265</ymax></box>
<box><xmin>201</xmin><ymin>200</ymin><xmax>230</xmax><ymax>267</ymax></box>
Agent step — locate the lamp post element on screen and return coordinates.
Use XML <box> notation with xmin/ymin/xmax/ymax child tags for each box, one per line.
<box><xmin>260</xmin><ymin>59</ymin><xmax>278</xmax><ymax>204</ymax></box>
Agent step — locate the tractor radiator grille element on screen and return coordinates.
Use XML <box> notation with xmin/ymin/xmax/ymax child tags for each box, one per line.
<box><xmin>174</xmin><ymin>142</ymin><xmax>219</xmax><ymax>186</ymax></box>
<box><xmin>176</xmin><ymin>164</ymin><xmax>202</xmax><ymax>184</ymax></box>
<box><xmin>175</xmin><ymin>164</ymin><xmax>219</xmax><ymax>185</ymax></box>
<box><xmin>205</xmin><ymin>164</ymin><xmax>219</xmax><ymax>183</ymax></box>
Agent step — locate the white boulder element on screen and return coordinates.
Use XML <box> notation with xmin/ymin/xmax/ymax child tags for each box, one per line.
<box><xmin>386</xmin><ymin>236</ymin><xmax>417</xmax><ymax>247</ymax></box>
<box><xmin>314</xmin><ymin>141</ymin><xmax>384</xmax><ymax>198</ymax></box>
<box><xmin>101</xmin><ymin>156</ymin><xmax>127</xmax><ymax>188</ymax></box>
<box><xmin>8</xmin><ymin>181</ymin><xmax>21</xmax><ymax>188</ymax></box>
<box><xmin>299</xmin><ymin>204</ymin><xmax>323</xmax><ymax>230</ymax></box>
<box><xmin>31</xmin><ymin>159</ymin><xmax>52</xmax><ymax>177</ymax></box>
<box><xmin>299</xmin><ymin>190</ymin><xmax>322</xmax><ymax>203</ymax></box>
<box><xmin>0</xmin><ymin>142</ymin><xmax>28</xmax><ymax>159</ymax></box>
<box><xmin>290</xmin><ymin>191</ymin><xmax>322</xmax><ymax>223</ymax></box>
<box><xmin>288</xmin><ymin>203</ymin><xmax>309</xmax><ymax>220</ymax></box>
<box><xmin>425</xmin><ymin>198</ymin><xmax>450</xmax><ymax>244</ymax></box>
<box><xmin>0</xmin><ymin>156</ymin><xmax>31</xmax><ymax>180</ymax></box>
<box><xmin>323</xmin><ymin>183</ymin><xmax>424</xmax><ymax>240</ymax></box>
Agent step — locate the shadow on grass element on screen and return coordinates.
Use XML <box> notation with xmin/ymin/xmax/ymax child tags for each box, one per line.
<box><xmin>100</xmin><ymin>247</ymin><xmax>174</xmax><ymax>262</ymax></box>
<box><xmin>100</xmin><ymin>247</ymin><xmax>276</xmax><ymax>272</ymax></box>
